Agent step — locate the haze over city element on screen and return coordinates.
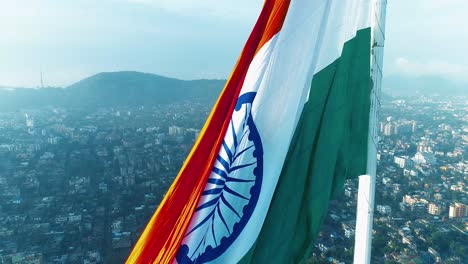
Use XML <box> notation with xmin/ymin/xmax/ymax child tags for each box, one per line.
<box><xmin>1</xmin><ymin>0</ymin><xmax>467</xmax><ymax>87</ymax></box>
<box><xmin>0</xmin><ymin>1</ymin><xmax>466</xmax><ymax>264</ymax></box>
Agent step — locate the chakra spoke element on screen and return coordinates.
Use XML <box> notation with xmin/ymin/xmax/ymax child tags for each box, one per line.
<box><xmin>212</xmin><ymin>167</ymin><xmax>228</xmax><ymax>179</ymax></box>
<box><xmin>229</xmin><ymin>161</ymin><xmax>256</xmax><ymax>173</ymax></box>
<box><xmin>216</xmin><ymin>155</ymin><xmax>230</xmax><ymax>172</ymax></box>
<box><xmin>224</xmin><ymin>185</ymin><xmax>248</xmax><ymax>200</ymax></box>
<box><xmin>202</xmin><ymin>188</ymin><xmax>223</xmax><ymax>196</ymax></box>
<box><xmin>190</xmin><ymin>227</ymin><xmax>209</xmax><ymax>259</ymax></box>
<box><xmin>225</xmin><ymin>177</ymin><xmax>254</xmax><ymax>183</ymax></box>
<box><xmin>243</xmin><ymin>105</ymin><xmax>249</xmax><ymax>127</ymax></box>
<box><xmin>236</xmin><ymin>130</ymin><xmax>249</xmax><ymax>152</ymax></box>
<box><xmin>195</xmin><ymin>198</ymin><xmax>219</xmax><ymax>212</ymax></box>
<box><xmin>216</xmin><ymin>205</ymin><xmax>230</xmax><ymax>234</ymax></box>
<box><xmin>222</xmin><ymin>141</ymin><xmax>233</xmax><ymax>162</ymax></box>
<box><xmin>220</xmin><ymin>193</ymin><xmax>241</xmax><ymax>218</ymax></box>
<box><xmin>185</xmin><ymin>210</ymin><xmax>215</xmax><ymax>237</ymax></box>
<box><xmin>232</xmin><ymin>144</ymin><xmax>254</xmax><ymax>162</ymax></box>
<box><xmin>207</xmin><ymin>178</ymin><xmax>226</xmax><ymax>186</ymax></box>
<box><xmin>211</xmin><ymin>214</ymin><xmax>217</xmax><ymax>247</ymax></box>
<box><xmin>180</xmin><ymin>93</ymin><xmax>263</xmax><ymax>262</ymax></box>
<box><xmin>231</xmin><ymin>119</ymin><xmax>238</xmax><ymax>149</ymax></box>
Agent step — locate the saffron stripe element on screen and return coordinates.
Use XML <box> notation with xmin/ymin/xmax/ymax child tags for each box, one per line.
<box><xmin>126</xmin><ymin>0</ymin><xmax>291</xmax><ymax>263</ymax></box>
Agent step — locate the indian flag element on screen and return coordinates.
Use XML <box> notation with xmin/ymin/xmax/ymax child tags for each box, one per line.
<box><xmin>127</xmin><ymin>0</ymin><xmax>385</xmax><ymax>263</ymax></box>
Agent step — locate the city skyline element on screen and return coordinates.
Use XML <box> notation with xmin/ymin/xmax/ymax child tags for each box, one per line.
<box><xmin>0</xmin><ymin>2</ymin><xmax>466</xmax><ymax>263</ymax></box>
<box><xmin>0</xmin><ymin>91</ymin><xmax>466</xmax><ymax>263</ymax></box>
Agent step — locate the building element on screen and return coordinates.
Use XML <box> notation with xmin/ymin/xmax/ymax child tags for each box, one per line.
<box><xmin>47</xmin><ymin>137</ymin><xmax>59</xmax><ymax>144</ymax></box>
<box><xmin>403</xmin><ymin>195</ymin><xmax>419</xmax><ymax>205</ymax></box>
<box><xmin>112</xmin><ymin>232</ymin><xmax>132</xmax><ymax>249</ymax></box>
<box><xmin>382</xmin><ymin>177</ymin><xmax>392</xmax><ymax>185</ymax></box>
<box><xmin>428</xmin><ymin>203</ymin><xmax>443</xmax><ymax>216</ymax></box>
<box><xmin>400</xmin><ymin>202</ymin><xmax>410</xmax><ymax>212</ymax></box>
<box><xmin>5</xmin><ymin>252</ymin><xmax>43</xmax><ymax>264</ymax></box>
<box><xmin>428</xmin><ymin>247</ymin><xmax>441</xmax><ymax>263</ymax></box>
<box><xmin>68</xmin><ymin>213</ymin><xmax>82</xmax><ymax>223</ymax></box>
<box><xmin>449</xmin><ymin>203</ymin><xmax>467</xmax><ymax>218</ymax></box>
<box><xmin>403</xmin><ymin>195</ymin><xmax>428</xmax><ymax>213</ymax></box>
<box><xmin>411</xmin><ymin>203</ymin><xmax>426</xmax><ymax>214</ymax></box>
<box><xmin>168</xmin><ymin>126</ymin><xmax>184</xmax><ymax>136</ymax></box>
<box><xmin>344</xmin><ymin>227</ymin><xmax>355</xmax><ymax>238</ymax></box>
<box><xmin>384</xmin><ymin>123</ymin><xmax>394</xmax><ymax>136</ymax></box>
<box><xmin>412</xmin><ymin>152</ymin><xmax>437</xmax><ymax>165</ymax></box>
<box><xmin>377</xmin><ymin>205</ymin><xmax>392</xmax><ymax>215</ymax></box>
<box><xmin>395</xmin><ymin>123</ymin><xmax>412</xmax><ymax>134</ymax></box>
<box><xmin>379</xmin><ymin>122</ymin><xmax>385</xmax><ymax>133</ymax></box>
<box><xmin>417</xmin><ymin>143</ymin><xmax>433</xmax><ymax>153</ymax></box>
<box><xmin>394</xmin><ymin>156</ymin><xmax>411</xmax><ymax>169</ymax></box>
<box><xmin>98</xmin><ymin>183</ymin><xmax>108</xmax><ymax>193</ymax></box>
<box><xmin>403</xmin><ymin>169</ymin><xmax>418</xmax><ymax>177</ymax></box>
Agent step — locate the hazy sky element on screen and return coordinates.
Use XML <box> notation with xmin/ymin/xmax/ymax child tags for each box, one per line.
<box><xmin>1</xmin><ymin>0</ymin><xmax>467</xmax><ymax>87</ymax></box>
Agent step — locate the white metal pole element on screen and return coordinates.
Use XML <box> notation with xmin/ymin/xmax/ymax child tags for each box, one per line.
<box><xmin>353</xmin><ymin>0</ymin><xmax>387</xmax><ymax>263</ymax></box>
<box><xmin>354</xmin><ymin>175</ymin><xmax>375</xmax><ymax>264</ymax></box>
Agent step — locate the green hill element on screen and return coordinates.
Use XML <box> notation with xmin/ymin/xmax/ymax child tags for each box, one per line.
<box><xmin>0</xmin><ymin>72</ymin><xmax>225</xmax><ymax>111</ymax></box>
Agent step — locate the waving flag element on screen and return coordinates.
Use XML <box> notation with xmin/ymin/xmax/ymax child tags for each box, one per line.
<box><xmin>128</xmin><ymin>0</ymin><xmax>379</xmax><ymax>263</ymax></box>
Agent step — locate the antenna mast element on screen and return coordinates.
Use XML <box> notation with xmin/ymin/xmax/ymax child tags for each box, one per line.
<box><xmin>40</xmin><ymin>71</ymin><xmax>44</xmax><ymax>88</ymax></box>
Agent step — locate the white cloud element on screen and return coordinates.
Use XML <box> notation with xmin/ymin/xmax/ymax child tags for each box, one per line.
<box><xmin>426</xmin><ymin>0</ymin><xmax>467</xmax><ymax>8</ymax></box>
<box><xmin>384</xmin><ymin>0</ymin><xmax>468</xmax><ymax>81</ymax></box>
<box><xmin>393</xmin><ymin>57</ymin><xmax>468</xmax><ymax>82</ymax></box>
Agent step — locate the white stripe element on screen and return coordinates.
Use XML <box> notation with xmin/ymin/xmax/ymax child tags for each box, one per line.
<box><xmin>179</xmin><ymin>36</ymin><xmax>280</xmax><ymax>264</ymax></box>
<box><xmin>228</xmin><ymin>0</ymin><xmax>372</xmax><ymax>262</ymax></box>
<box><xmin>181</xmin><ymin>1</ymin><xmax>373</xmax><ymax>263</ymax></box>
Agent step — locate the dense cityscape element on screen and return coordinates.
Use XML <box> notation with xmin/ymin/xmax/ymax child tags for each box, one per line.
<box><xmin>0</xmin><ymin>95</ymin><xmax>466</xmax><ymax>264</ymax></box>
<box><xmin>310</xmin><ymin>96</ymin><xmax>467</xmax><ymax>264</ymax></box>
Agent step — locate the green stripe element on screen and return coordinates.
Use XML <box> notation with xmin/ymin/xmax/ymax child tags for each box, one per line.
<box><xmin>239</xmin><ymin>27</ymin><xmax>372</xmax><ymax>264</ymax></box>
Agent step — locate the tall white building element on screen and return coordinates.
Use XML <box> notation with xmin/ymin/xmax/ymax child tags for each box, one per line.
<box><xmin>412</xmin><ymin>152</ymin><xmax>437</xmax><ymax>165</ymax></box>
<box><xmin>449</xmin><ymin>203</ymin><xmax>467</xmax><ymax>218</ymax></box>
<box><xmin>428</xmin><ymin>203</ymin><xmax>443</xmax><ymax>216</ymax></box>
<box><xmin>168</xmin><ymin>126</ymin><xmax>184</xmax><ymax>136</ymax></box>
<box><xmin>394</xmin><ymin>156</ymin><xmax>411</xmax><ymax>168</ymax></box>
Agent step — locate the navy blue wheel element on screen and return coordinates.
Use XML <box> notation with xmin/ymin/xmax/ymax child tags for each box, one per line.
<box><xmin>177</xmin><ymin>92</ymin><xmax>263</xmax><ymax>264</ymax></box>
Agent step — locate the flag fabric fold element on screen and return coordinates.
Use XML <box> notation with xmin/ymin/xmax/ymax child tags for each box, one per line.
<box><xmin>128</xmin><ymin>0</ymin><xmax>375</xmax><ymax>263</ymax></box>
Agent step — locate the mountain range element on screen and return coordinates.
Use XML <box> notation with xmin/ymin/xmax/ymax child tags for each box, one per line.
<box><xmin>382</xmin><ymin>74</ymin><xmax>467</xmax><ymax>97</ymax></box>
<box><xmin>0</xmin><ymin>71</ymin><xmax>466</xmax><ymax>111</ymax></box>
<box><xmin>0</xmin><ymin>72</ymin><xmax>225</xmax><ymax>111</ymax></box>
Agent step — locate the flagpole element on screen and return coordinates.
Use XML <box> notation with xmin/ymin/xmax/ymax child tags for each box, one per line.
<box><xmin>353</xmin><ymin>0</ymin><xmax>387</xmax><ymax>263</ymax></box>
